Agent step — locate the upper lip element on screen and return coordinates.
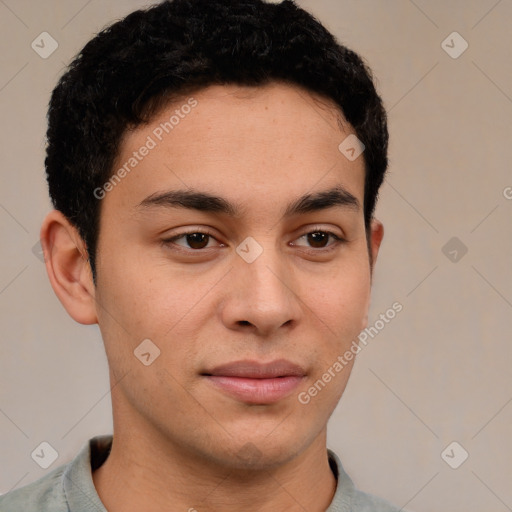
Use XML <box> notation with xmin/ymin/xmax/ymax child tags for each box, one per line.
<box><xmin>203</xmin><ymin>359</ymin><xmax>306</xmax><ymax>379</ymax></box>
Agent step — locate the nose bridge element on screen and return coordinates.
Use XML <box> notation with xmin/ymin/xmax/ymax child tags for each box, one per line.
<box><xmin>247</xmin><ymin>257</ymin><xmax>290</xmax><ymax>307</ymax></box>
<box><xmin>225</xmin><ymin>236</ymin><xmax>300</xmax><ymax>333</ymax></box>
<box><xmin>241</xmin><ymin>239</ymin><xmax>292</xmax><ymax>305</ymax></box>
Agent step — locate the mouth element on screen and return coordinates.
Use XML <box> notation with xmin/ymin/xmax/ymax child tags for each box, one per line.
<box><xmin>201</xmin><ymin>359</ymin><xmax>307</xmax><ymax>405</ymax></box>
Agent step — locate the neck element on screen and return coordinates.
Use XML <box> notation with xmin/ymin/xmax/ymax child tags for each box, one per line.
<box><xmin>92</xmin><ymin>426</ymin><xmax>337</xmax><ymax>512</ymax></box>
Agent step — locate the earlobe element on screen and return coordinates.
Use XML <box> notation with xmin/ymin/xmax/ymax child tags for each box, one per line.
<box><xmin>40</xmin><ymin>210</ymin><xmax>98</xmax><ymax>325</ymax></box>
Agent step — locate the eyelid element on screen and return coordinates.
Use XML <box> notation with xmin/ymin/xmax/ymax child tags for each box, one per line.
<box><xmin>163</xmin><ymin>227</ymin><xmax>223</xmax><ymax>248</ymax></box>
<box><xmin>299</xmin><ymin>224</ymin><xmax>345</xmax><ymax>238</ymax></box>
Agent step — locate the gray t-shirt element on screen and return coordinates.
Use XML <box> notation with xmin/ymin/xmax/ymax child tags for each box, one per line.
<box><xmin>0</xmin><ymin>435</ymin><xmax>403</xmax><ymax>511</ymax></box>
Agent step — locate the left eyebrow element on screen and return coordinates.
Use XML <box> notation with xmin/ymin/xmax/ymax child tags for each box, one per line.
<box><xmin>283</xmin><ymin>185</ymin><xmax>360</xmax><ymax>217</ymax></box>
<box><xmin>135</xmin><ymin>185</ymin><xmax>360</xmax><ymax>218</ymax></box>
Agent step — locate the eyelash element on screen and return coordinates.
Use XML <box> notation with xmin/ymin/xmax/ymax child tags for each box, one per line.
<box><xmin>162</xmin><ymin>228</ymin><xmax>346</xmax><ymax>253</ymax></box>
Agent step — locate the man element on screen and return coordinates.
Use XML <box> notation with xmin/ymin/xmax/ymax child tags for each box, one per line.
<box><xmin>0</xmin><ymin>0</ymin><xmax>401</xmax><ymax>510</ymax></box>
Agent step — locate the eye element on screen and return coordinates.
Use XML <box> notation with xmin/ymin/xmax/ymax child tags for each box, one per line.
<box><xmin>162</xmin><ymin>227</ymin><xmax>345</xmax><ymax>253</ymax></box>
<box><xmin>291</xmin><ymin>229</ymin><xmax>346</xmax><ymax>250</ymax></box>
<box><xmin>163</xmin><ymin>230</ymin><xmax>223</xmax><ymax>250</ymax></box>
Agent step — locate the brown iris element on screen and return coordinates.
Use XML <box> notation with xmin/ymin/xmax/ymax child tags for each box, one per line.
<box><xmin>307</xmin><ymin>232</ymin><xmax>329</xmax><ymax>248</ymax></box>
<box><xmin>186</xmin><ymin>233</ymin><xmax>210</xmax><ymax>249</ymax></box>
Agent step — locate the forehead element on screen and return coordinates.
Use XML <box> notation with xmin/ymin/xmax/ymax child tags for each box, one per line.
<box><xmin>104</xmin><ymin>82</ymin><xmax>365</xmax><ymax>219</ymax></box>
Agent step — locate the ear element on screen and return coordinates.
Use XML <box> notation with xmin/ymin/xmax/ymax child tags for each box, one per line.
<box><xmin>360</xmin><ymin>218</ymin><xmax>384</xmax><ymax>331</ymax></box>
<box><xmin>368</xmin><ymin>218</ymin><xmax>384</xmax><ymax>276</ymax></box>
<box><xmin>40</xmin><ymin>210</ymin><xmax>98</xmax><ymax>325</ymax></box>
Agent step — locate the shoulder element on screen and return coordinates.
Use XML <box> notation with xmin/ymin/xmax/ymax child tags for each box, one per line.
<box><xmin>0</xmin><ymin>434</ymin><xmax>111</xmax><ymax>512</ymax></box>
<box><xmin>327</xmin><ymin>448</ymin><xmax>404</xmax><ymax>512</ymax></box>
<box><xmin>0</xmin><ymin>463</ymin><xmax>69</xmax><ymax>512</ymax></box>
<box><xmin>351</xmin><ymin>487</ymin><xmax>404</xmax><ymax>511</ymax></box>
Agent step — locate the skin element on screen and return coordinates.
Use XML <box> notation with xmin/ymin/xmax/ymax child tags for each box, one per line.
<box><xmin>41</xmin><ymin>82</ymin><xmax>384</xmax><ymax>512</ymax></box>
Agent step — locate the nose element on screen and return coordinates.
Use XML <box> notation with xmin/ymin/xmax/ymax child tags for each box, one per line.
<box><xmin>219</xmin><ymin>242</ymin><xmax>301</xmax><ymax>337</ymax></box>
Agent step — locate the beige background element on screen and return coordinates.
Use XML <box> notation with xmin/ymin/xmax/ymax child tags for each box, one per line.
<box><xmin>1</xmin><ymin>1</ymin><xmax>511</xmax><ymax>511</ymax></box>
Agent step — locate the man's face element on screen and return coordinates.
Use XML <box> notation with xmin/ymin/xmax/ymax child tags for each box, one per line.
<box><xmin>92</xmin><ymin>82</ymin><xmax>382</xmax><ymax>468</ymax></box>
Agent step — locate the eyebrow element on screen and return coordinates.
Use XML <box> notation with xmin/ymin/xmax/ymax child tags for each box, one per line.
<box><xmin>136</xmin><ymin>185</ymin><xmax>360</xmax><ymax>218</ymax></box>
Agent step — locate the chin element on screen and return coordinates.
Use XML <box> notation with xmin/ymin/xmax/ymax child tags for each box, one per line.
<box><xmin>201</xmin><ymin>426</ymin><xmax>316</xmax><ymax>473</ymax></box>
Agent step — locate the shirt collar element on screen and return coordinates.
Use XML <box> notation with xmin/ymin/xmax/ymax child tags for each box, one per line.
<box><xmin>326</xmin><ymin>448</ymin><xmax>355</xmax><ymax>511</ymax></box>
<box><xmin>62</xmin><ymin>435</ymin><xmax>111</xmax><ymax>512</ymax></box>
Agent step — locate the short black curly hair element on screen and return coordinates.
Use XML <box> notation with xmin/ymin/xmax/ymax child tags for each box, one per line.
<box><xmin>45</xmin><ymin>0</ymin><xmax>388</xmax><ymax>284</ymax></box>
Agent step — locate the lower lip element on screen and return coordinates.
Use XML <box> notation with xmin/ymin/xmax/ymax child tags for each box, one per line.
<box><xmin>205</xmin><ymin>375</ymin><xmax>304</xmax><ymax>404</ymax></box>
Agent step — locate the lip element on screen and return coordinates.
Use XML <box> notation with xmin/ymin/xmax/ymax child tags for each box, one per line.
<box><xmin>202</xmin><ymin>359</ymin><xmax>306</xmax><ymax>404</ymax></box>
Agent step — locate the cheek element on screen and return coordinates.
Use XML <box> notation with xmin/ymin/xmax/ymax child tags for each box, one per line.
<box><xmin>96</xmin><ymin>248</ymin><xmax>186</xmax><ymax>330</ymax></box>
<box><xmin>307</xmin><ymin>261</ymin><xmax>371</xmax><ymax>340</ymax></box>
<box><xmin>95</xmin><ymin>251</ymin><xmax>216</xmax><ymax>367</ymax></box>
